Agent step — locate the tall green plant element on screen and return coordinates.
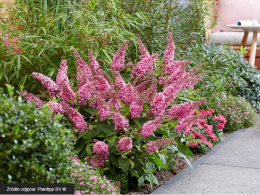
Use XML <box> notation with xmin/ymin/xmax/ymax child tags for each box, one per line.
<box><xmin>0</xmin><ymin>0</ymin><xmax>144</xmax><ymax>93</ymax></box>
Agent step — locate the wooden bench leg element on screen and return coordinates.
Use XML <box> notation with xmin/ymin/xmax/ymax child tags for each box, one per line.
<box><xmin>241</xmin><ymin>31</ymin><xmax>249</xmax><ymax>47</ymax></box>
<box><xmin>249</xmin><ymin>31</ymin><xmax>258</xmax><ymax>66</ymax></box>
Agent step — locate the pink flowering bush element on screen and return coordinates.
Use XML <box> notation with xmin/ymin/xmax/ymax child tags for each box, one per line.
<box><xmin>215</xmin><ymin>96</ymin><xmax>257</xmax><ymax>130</ymax></box>
<box><xmin>71</xmin><ymin>157</ymin><xmax>120</xmax><ymax>195</ymax></box>
<box><xmin>177</xmin><ymin>109</ymin><xmax>226</xmax><ymax>153</ymax></box>
<box><xmin>23</xmin><ymin>33</ymin><xmax>206</xmax><ymax>192</ymax></box>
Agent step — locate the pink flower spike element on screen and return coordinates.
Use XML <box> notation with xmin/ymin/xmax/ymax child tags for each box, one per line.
<box><xmin>63</xmin><ymin>103</ymin><xmax>87</xmax><ymax>133</ymax></box>
<box><xmin>131</xmin><ymin>54</ymin><xmax>158</xmax><ymax>78</ymax></box>
<box><xmin>98</xmin><ymin>105</ymin><xmax>111</xmax><ymax>121</ymax></box>
<box><xmin>88</xmin><ymin>49</ymin><xmax>100</xmax><ymax>72</ymax></box>
<box><xmin>112</xmin><ymin>112</ymin><xmax>129</xmax><ymax>131</ymax></box>
<box><xmin>164</xmin><ymin>32</ymin><xmax>175</xmax><ymax>65</ymax></box>
<box><xmin>140</xmin><ymin>117</ymin><xmax>163</xmax><ymax>138</ymax></box>
<box><xmin>56</xmin><ymin>59</ymin><xmax>69</xmax><ymax>86</ymax></box>
<box><xmin>95</xmin><ymin>75</ymin><xmax>110</xmax><ymax>92</ymax></box>
<box><xmin>46</xmin><ymin>101</ymin><xmax>65</xmax><ymax>114</ymax></box>
<box><xmin>145</xmin><ymin>146</ymin><xmax>158</xmax><ymax>154</ymax></box>
<box><xmin>119</xmin><ymin>83</ymin><xmax>135</xmax><ymax>104</ymax></box>
<box><xmin>78</xmin><ymin>82</ymin><xmax>95</xmax><ymax>105</ymax></box>
<box><xmin>93</xmin><ymin>141</ymin><xmax>109</xmax><ymax>159</ymax></box>
<box><xmin>60</xmin><ymin>80</ymin><xmax>75</xmax><ymax>103</ymax></box>
<box><xmin>114</xmin><ymin>71</ymin><xmax>126</xmax><ymax>90</ymax></box>
<box><xmin>111</xmin><ymin>41</ymin><xmax>129</xmax><ymax>71</ymax></box>
<box><xmin>31</xmin><ymin>72</ymin><xmax>60</xmax><ymax>97</ymax></box>
<box><xmin>150</xmin><ymin>92</ymin><xmax>167</xmax><ymax>116</ymax></box>
<box><xmin>21</xmin><ymin>90</ymin><xmax>44</xmax><ymax>108</ymax></box>
<box><xmin>137</xmin><ymin>37</ymin><xmax>150</xmax><ymax>60</ymax></box>
<box><xmin>72</xmin><ymin>48</ymin><xmax>92</xmax><ymax>87</ymax></box>
<box><xmin>117</xmin><ymin>137</ymin><xmax>133</xmax><ymax>153</ymax></box>
<box><xmin>130</xmin><ymin>100</ymin><xmax>143</xmax><ymax>118</ymax></box>
<box><xmin>90</xmin><ymin>156</ymin><xmax>105</xmax><ymax>167</ymax></box>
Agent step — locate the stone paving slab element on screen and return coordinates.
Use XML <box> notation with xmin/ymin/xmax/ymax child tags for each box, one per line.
<box><xmin>155</xmin><ymin>164</ymin><xmax>260</xmax><ymax>194</ymax></box>
<box><xmin>205</xmin><ymin>126</ymin><xmax>260</xmax><ymax>169</ymax></box>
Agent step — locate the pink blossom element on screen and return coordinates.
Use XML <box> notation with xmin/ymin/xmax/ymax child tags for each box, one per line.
<box><xmin>56</xmin><ymin>60</ymin><xmax>69</xmax><ymax>86</ymax></box>
<box><xmin>90</xmin><ymin>156</ymin><xmax>104</xmax><ymax>167</ymax></box>
<box><xmin>140</xmin><ymin>117</ymin><xmax>163</xmax><ymax>138</ymax></box>
<box><xmin>131</xmin><ymin>54</ymin><xmax>158</xmax><ymax>78</ymax></box>
<box><xmin>191</xmin><ymin>142</ymin><xmax>198</xmax><ymax>148</ymax></box>
<box><xmin>21</xmin><ymin>90</ymin><xmax>44</xmax><ymax>108</ymax></box>
<box><xmin>217</xmin><ymin>123</ymin><xmax>225</xmax><ymax>130</ymax></box>
<box><xmin>98</xmin><ymin>105</ymin><xmax>111</xmax><ymax>121</ymax></box>
<box><xmin>194</xmin><ymin>131</ymin><xmax>203</xmax><ymax>138</ymax></box>
<box><xmin>112</xmin><ymin>112</ymin><xmax>129</xmax><ymax>131</ymax></box>
<box><xmin>198</xmin><ymin>119</ymin><xmax>206</xmax><ymax>124</ymax></box>
<box><xmin>95</xmin><ymin>75</ymin><xmax>110</xmax><ymax>92</ymax></box>
<box><xmin>163</xmin><ymin>82</ymin><xmax>183</xmax><ymax>103</ymax></box>
<box><xmin>163</xmin><ymin>33</ymin><xmax>175</xmax><ymax>65</ymax></box>
<box><xmin>107</xmin><ymin>97</ymin><xmax>122</xmax><ymax>111</ymax></box>
<box><xmin>111</xmin><ymin>41</ymin><xmax>129</xmax><ymax>71</ymax></box>
<box><xmin>143</xmin><ymin>81</ymin><xmax>157</xmax><ymax>104</ymax></box>
<box><xmin>93</xmin><ymin>141</ymin><xmax>109</xmax><ymax>159</ymax></box>
<box><xmin>137</xmin><ymin>37</ymin><xmax>150</xmax><ymax>60</ymax></box>
<box><xmin>72</xmin><ymin>49</ymin><xmax>92</xmax><ymax>87</ymax></box>
<box><xmin>130</xmin><ymin>100</ymin><xmax>143</xmax><ymax>118</ymax></box>
<box><xmin>204</xmin><ymin>124</ymin><xmax>213</xmax><ymax>131</ymax></box>
<box><xmin>218</xmin><ymin>115</ymin><xmax>227</xmax><ymax>124</ymax></box>
<box><xmin>31</xmin><ymin>72</ymin><xmax>59</xmax><ymax>97</ymax></box>
<box><xmin>150</xmin><ymin>92</ymin><xmax>166</xmax><ymax>116</ymax></box>
<box><xmin>114</xmin><ymin>71</ymin><xmax>126</xmax><ymax>90</ymax></box>
<box><xmin>78</xmin><ymin>82</ymin><xmax>95</xmax><ymax>105</ymax></box>
<box><xmin>175</xmin><ymin>115</ymin><xmax>200</xmax><ymax>133</ymax></box>
<box><xmin>209</xmin><ymin>134</ymin><xmax>218</xmax><ymax>140</ymax></box>
<box><xmin>74</xmin><ymin>190</ymin><xmax>82</xmax><ymax>195</ymax></box>
<box><xmin>206</xmin><ymin>141</ymin><xmax>213</xmax><ymax>148</ymax></box>
<box><xmin>63</xmin><ymin>104</ymin><xmax>87</xmax><ymax>133</ymax></box>
<box><xmin>60</xmin><ymin>81</ymin><xmax>75</xmax><ymax>103</ymax></box>
<box><xmin>46</xmin><ymin>101</ymin><xmax>65</xmax><ymax>114</ymax></box>
<box><xmin>117</xmin><ymin>137</ymin><xmax>133</xmax><ymax>153</ymax></box>
<box><xmin>13</xmin><ymin>47</ymin><xmax>23</xmax><ymax>54</ymax></box>
<box><xmin>89</xmin><ymin>98</ymin><xmax>105</xmax><ymax>109</ymax></box>
<box><xmin>162</xmin><ymin>60</ymin><xmax>191</xmax><ymax>75</ymax></box>
<box><xmin>136</xmin><ymin>80</ymin><xmax>151</xmax><ymax>93</ymax></box>
<box><xmin>166</xmin><ymin>100</ymin><xmax>205</xmax><ymax>121</ymax></box>
<box><xmin>145</xmin><ymin>146</ymin><xmax>158</xmax><ymax>154</ymax></box>
<box><xmin>213</xmin><ymin>116</ymin><xmax>219</xmax><ymax>121</ymax></box>
<box><xmin>119</xmin><ymin>83</ymin><xmax>135</xmax><ymax>104</ymax></box>
<box><xmin>88</xmin><ymin>49</ymin><xmax>100</xmax><ymax>72</ymax></box>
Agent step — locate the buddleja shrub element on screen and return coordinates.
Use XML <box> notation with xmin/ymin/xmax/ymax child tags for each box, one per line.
<box><xmin>23</xmin><ymin>33</ymin><xmax>205</xmax><ymax>192</ymax></box>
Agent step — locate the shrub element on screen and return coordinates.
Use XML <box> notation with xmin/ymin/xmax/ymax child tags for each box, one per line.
<box><xmin>185</xmin><ymin>43</ymin><xmax>260</xmax><ymax>109</ymax></box>
<box><xmin>178</xmin><ymin>109</ymin><xmax>226</xmax><ymax>153</ymax></box>
<box><xmin>214</xmin><ymin>96</ymin><xmax>257</xmax><ymax>131</ymax></box>
<box><xmin>71</xmin><ymin>156</ymin><xmax>120</xmax><ymax>195</ymax></box>
<box><xmin>23</xmin><ymin>33</ymin><xmax>206</xmax><ymax>192</ymax></box>
<box><xmin>0</xmin><ymin>88</ymin><xmax>75</xmax><ymax>183</ymax></box>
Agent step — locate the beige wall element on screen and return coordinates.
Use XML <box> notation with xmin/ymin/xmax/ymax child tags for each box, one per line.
<box><xmin>0</xmin><ymin>0</ymin><xmax>15</xmax><ymax>18</ymax></box>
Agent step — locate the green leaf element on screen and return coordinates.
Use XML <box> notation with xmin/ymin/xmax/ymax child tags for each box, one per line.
<box><xmin>118</xmin><ymin>157</ymin><xmax>129</xmax><ymax>173</ymax></box>
<box><xmin>109</xmin><ymin>155</ymin><xmax>119</xmax><ymax>167</ymax></box>
<box><xmin>177</xmin><ymin>142</ymin><xmax>194</xmax><ymax>158</ymax></box>
<box><xmin>138</xmin><ymin>176</ymin><xmax>144</xmax><ymax>187</ymax></box>
<box><xmin>129</xmin><ymin>169</ymin><xmax>139</xmax><ymax>178</ymax></box>
<box><xmin>149</xmin><ymin>156</ymin><xmax>167</xmax><ymax>169</ymax></box>
<box><xmin>85</xmin><ymin>108</ymin><xmax>98</xmax><ymax>116</ymax></box>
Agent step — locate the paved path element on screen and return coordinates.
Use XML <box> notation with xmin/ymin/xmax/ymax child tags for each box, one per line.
<box><xmin>152</xmin><ymin>117</ymin><xmax>260</xmax><ymax>194</ymax></box>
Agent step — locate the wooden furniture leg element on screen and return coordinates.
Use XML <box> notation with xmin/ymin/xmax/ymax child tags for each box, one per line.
<box><xmin>249</xmin><ymin>31</ymin><xmax>258</xmax><ymax>65</ymax></box>
<box><xmin>241</xmin><ymin>31</ymin><xmax>249</xmax><ymax>47</ymax></box>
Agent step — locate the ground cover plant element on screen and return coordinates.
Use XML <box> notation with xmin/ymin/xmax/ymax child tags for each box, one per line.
<box><xmin>213</xmin><ymin>96</ymin><xmax>257</xmax><ymax>131</ymax></box>
<box><xmin>0</xmin><ymin>86</ymin><xmax>74</xmax><ymax>183</ymax></box>
<box><xmin>23</xmin><ymin>33</ymin><xmax>208</xmax><ymax>193</ymax></box>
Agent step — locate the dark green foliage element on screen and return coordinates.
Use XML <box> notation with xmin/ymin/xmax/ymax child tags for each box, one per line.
<box><xmin>185</xmin><ymin>43</ymin><xmax>260</xmax><ymax>109</ymax></box>
<box><xmin>0</xmin><ymin>91</ymin><xmax>75</xmax><ymax>183</ymax></box>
